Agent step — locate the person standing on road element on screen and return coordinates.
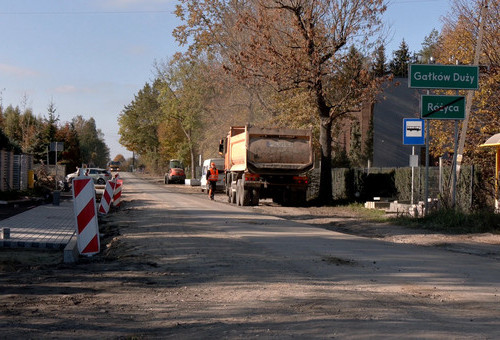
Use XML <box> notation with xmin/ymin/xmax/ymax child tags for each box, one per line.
<box><xmin>206</xmin><ymin>162</ymin><xmax>219</xmax><ymax>200</ymax></box>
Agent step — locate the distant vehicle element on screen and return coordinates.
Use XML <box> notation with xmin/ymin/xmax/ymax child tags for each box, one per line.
<box><xmin>66</xmin><ymin>168</ymin><xmax>112</xmax><ymax>186</ymax></box>
<box><xmin>108</xmin><ymin>161</ymin><xmax>121</xmax><ymax>171</ymax></box>
<box><xmin>164</xmin><ymin>159</ymin><xmax>186</xmax><ymax>184</ymax></box>
<box><xmin>200</xmin><ymin>158</ymin><xmax>224</xmax><ymax>192</ymax></box>
<box><xmin>87</xmin><ymin>168</ymin><xmax>113</xmax><ymax>184</ymax></box>
<box><xmin>65</xmin><ymin>170</ymin><xmax>79</xmax><ymax>184</ymax></box>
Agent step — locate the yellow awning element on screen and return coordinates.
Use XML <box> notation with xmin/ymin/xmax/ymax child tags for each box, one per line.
<box><xmin>480</xmin><ymin>133</ymin><xmax>500</xmax><ymax>147</ymax></box>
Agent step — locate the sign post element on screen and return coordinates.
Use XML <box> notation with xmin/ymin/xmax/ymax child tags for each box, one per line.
<box><xmin>50</xmin><ymin>142</ymin><xmax>64</xmax><ymax>191</ymax></box>
<box><xmin>409</xmin><ymin>63</ymin><xmax>479</xmax><ymax>213</ymax></box>
<box><xmin>403</xmin><ymin>119</ymin><xmax>425</xmax><ymax>206</ymax></box>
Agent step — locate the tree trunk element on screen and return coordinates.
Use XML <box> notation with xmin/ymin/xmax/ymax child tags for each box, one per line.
<box><xmin>318</xmin><ymin>116</ymin><xmax>333</xmax><ymax>204</ymax></box>
<box><xmin>190</xmin><ymin>146</ymin><xmax>196</xmax><ymax>179</ymax></box>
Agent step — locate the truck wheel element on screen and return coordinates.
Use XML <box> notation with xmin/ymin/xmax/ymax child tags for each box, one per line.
<box><xmin>242</xmin><ymin>189</ymin><xmax>251</xmax><ymax>206</ymax></box>
<box><xmin>287</xmin><ymin>190</ymin><xmax>306</xmax><ymax>206</ymax></box>
<box><xmin>250</xmin><ymin>189</ymin><xmax>260</xmax><ymax>206</ymax></box>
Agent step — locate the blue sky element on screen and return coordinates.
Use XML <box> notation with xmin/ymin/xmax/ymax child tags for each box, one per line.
<box><xmin>0</xmin><ymin>0</ymin><xmax>449</xmax><ymax>159</ymax></box>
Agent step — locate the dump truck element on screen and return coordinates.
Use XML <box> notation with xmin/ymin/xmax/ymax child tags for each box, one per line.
<box><xmin>218</xmin><ymin>125</ymin><xmax>314</xmax><ymax>206</ymax></box>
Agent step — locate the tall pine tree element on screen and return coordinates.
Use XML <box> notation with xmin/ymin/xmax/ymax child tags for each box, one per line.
<box><xmin>389</xmin><ymin>40</ymin><xmax>412</xmax><ymax>77</ymax></box>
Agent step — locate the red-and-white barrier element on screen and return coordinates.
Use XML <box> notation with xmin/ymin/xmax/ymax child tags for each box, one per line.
<box><xmin>113</xmin><ymin>179</ymin><xmax>123</xmax><ymax>207</ymax></box>
<box><xmin>98</xmin><ymin>180</ymin><xmax>116</xmax><ymax>214</ymax></box>
<box><xmin>72</xmin><ymin>176</ymin><xmax>100</xmax><ymax>256</ymax></box>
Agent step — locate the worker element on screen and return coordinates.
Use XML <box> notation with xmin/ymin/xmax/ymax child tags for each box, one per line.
<box><xmin>206</xmin><ymin>161</ymin><xmax>219</xmax><ymax>200</ymax></box>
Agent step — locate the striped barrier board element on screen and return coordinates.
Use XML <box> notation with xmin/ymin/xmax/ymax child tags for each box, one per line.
<box><xmin>113</xmin><ymin>179</ymin><xmax>123</xmax><ymax>207</ymax></box>
<box><xmin>72</xmin><ymin>176</ymin><xmax>100</xmax><ymax>256</ymax></box>
<box><xmin>98</xmin><ymin>180</ymin><xmax>116</xmax><ymax>214</ymax></box>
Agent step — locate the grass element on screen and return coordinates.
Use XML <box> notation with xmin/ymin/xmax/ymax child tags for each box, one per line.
<box><xmin>392</xmin><ymin>209</ymin><xmax>500</xmax><ymax>234</ymax></box>
<box><xmin>345</xmin><ymin>203</ymin><xmax>391</xmax><ymax>222</ymax></box>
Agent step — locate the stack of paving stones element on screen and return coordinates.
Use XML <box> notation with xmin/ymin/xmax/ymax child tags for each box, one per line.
<box><xmin>0</xmin><ymin>200</ymin><xmax>75</xmax><ymax>249</ymax></box>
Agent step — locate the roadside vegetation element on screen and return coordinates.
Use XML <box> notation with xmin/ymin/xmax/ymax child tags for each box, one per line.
<box><xmin>393</xmin><ymin>209</ymin><xmax>500</xmax><ymax>234</ymax></box>
<box><xmin>0</xmin><ymin>103</ymin><xmax>111</xmax><ymax>170</ymax></box>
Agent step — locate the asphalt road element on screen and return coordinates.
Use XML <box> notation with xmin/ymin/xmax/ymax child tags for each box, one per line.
<box><xmin>2</xmin><ymin>172</ymin><xmax>499</xmax><ymax>339</ymax></box>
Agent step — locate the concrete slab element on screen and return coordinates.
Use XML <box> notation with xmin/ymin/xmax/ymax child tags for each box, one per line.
<box><xmin>0</xmin><ymin>200</ymin><xmax>75</xmax><ymax>250</ymax></box>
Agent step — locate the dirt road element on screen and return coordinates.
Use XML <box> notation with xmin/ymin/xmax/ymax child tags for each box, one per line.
<box><xmin>1</xmin><ymin>172</ymin><xmax>499</xmax><ymax>339</ymax></box>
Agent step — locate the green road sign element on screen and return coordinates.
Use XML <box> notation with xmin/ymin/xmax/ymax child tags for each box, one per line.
<box><xmin>409</xmin><ymin>64</ymin><xmax>479</xmax><ymax>89</ymax></box>
<box><xmin>421</xmin><ymin>95</ymin><xmax>465</xmax><ymax>120</ymax></box>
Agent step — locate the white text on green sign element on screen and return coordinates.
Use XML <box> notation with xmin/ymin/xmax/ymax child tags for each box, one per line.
<box><xmin>421</xmin><ymin>95</ymin><xmax>465</xmax><ymax>120</ymax></box>
<box><xmin>409</xmin><ymin>64</ymin><xmax>479</xmax><ymax>89</ymax></box>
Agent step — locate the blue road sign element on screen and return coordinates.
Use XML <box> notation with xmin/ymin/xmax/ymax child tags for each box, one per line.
<box><xmin>403</xmin><ymin>118</ymin><xmax>425</xmax><ymax>145</ymax></box>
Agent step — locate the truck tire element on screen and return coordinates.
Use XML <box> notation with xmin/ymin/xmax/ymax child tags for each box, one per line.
<box><xmin>251</xmin><ymin>189</ymin><xmax>260</xmax><ymax>206</ymax></box>
<box><xmin>236</xmin><ymin>180</ymin><xmax>251</xmax><ymax>206</ymax></box>
<box><xmin>242</xmin><ymin>189</ymin><xmax>251</xmax><ymax>206</ymax></box>
<box><xmin>286</xmin><ymin>190</ymin><xmax>306</xmax><ymax>206</ymax></box>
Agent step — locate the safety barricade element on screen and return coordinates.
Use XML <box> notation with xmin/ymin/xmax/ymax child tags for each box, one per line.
<box><xmin>98</xmin><ymin>180</ymin><xmax>116</xmax><ymax>214</ymax></box>
<box><xmin>113</xmin><ymin>179</ymin><xmax>123</xmax><ymax>207</ymax></box>
<box><xmin>72</xmin><ymin>176</ymin><xmax>100</xmax><ymax>256</ymax></box>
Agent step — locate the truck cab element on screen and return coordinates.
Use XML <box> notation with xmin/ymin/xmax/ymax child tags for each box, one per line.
<box><xmin>164</xmin><ymin>159</ymin><xmax>186</xmax><ymax>184</ymax></box>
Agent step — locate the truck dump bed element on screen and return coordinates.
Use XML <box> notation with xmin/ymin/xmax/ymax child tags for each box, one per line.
<box><xmin>227</xmin><ymin>126</ymin><xmax>313</xmax><ymax>175</ymax></box>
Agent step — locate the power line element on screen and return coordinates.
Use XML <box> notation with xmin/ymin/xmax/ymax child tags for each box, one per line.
<box><xmin>0</xmin><ymin>10</ymin><xmax>171</xmax><ymax>15</ymax></box>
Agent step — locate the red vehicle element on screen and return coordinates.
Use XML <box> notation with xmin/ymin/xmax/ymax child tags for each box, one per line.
<box><xmin>164</xmin><ymin>159</ymin><xmax>186</xmax><ymax>184</ymax></box>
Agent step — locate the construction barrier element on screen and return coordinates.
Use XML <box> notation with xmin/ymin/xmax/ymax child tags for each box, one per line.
<box><xmin>72</xmin><ymin>176</ymin><xmax>100</xmax><ymax>256</ymax></box>
<box><xmin>98</xmin><ymin>180</ymin><xmax>116</xmax><ymax>214</ymax></box>
<box><xmin>113</xmin><ymin>179</ymin><xmax>123</xmax><ymax>207</ymax></box>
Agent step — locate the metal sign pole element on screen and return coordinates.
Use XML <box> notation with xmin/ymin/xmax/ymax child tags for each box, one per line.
<box><xmin>55</xmin><ymin>143</ymin><xmax>58</xmax><ymax>190</ymax></box>
<box><xmin>425</xmin><ymin>121</ymin><xmax>430</xmax><ymax>215</ymax></box>
<box><xmin>451</xmin><ymin>120</ymin><xmax>459</xmax><ymax>207</ymax></box>
<box><xmin>411</xmin><ymin>146</ymin><xmax>415</xmax><ymax>206</ymax></box>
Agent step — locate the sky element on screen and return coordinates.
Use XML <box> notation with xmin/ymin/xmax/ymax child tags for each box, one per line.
<box><xmin>0</xmin><ymin>0</ymin><xmax>450</xmax><ymax>160</ymax></box>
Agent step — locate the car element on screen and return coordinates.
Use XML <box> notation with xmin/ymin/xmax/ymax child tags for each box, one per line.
<box><xmin>164</xmin><ymin>159</ymin><xmax>186</xmax><ymax>184</ymax></box>
<box><xmin>87</xmin><ymin>168</ymin><xmax>112</xmax><ymax>184</ymax></box>
<box><xmin>66</xmin><ymin>168</ymin><xmax>112</xmax><ymax>185</ymax></box>
<box><xmin>65</xmin><ymin>170</ymin><xmax>79</xmax><ymax>184</ymax></box>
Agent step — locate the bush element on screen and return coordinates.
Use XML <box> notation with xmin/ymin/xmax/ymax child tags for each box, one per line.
<box><xmin>393</xmin><ymin>208</ymin><xmax>500</xmax><ymax>234</ymax></box>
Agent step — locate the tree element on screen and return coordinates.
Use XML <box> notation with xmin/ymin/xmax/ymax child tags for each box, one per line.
<box><xmin>0</xmin><ymin>127</ymin><xmax>21</xmax><ymax>153</ymax></box>
<box><xmin>389</xmin><ymin>39</ymin><xmax>412</xmax><ymax>77</ymax></box>
<box><xmin>29</xmin><ymin>101</ymin><xmax>60</xmax><ymax>164</ymax></box>
<box><xmin>118</xmin><ymin>81</ymin><xmax>163</xmax><ymax>172</ymax></box>
<box><xmin>430</xmin><ymin>0</ymin><xmax>500</xmax><ymax>162</ymax></box>
<box><xmin>418</xmin><ymin>28</ymin><xmax>441</xmax><ymax>64</ymax></box>
<box><xmin>56</xmin><ymin>123</ymin><xmax>81</xmax><ymax>172</ymax></box>
<box><xmin>372</xmin><ymin>44</ymin><xmax>387</xmax><ymax>77</ymax></box>
<box><xmin>174</xmin><ymin>0</ymin><xmax>387</xmax><ymax>203</ymax></box>
<box><xmin>73</xmin><ymin>116</ymin><xmax>109</xmax><ymax>167</ymax></box>
<box><xmin>113</xmin><ymin>154</ymin><xmax>126</xmax><ymax>163</ymax></box>
<box><xmin>157</xmin><ymin>57</ymin><xmax>212</xmax><ymax>178</ymax></box>
<box><xmin>2</xmin><ymin>105</ymin><xmax>22</xmax><ymax>144</ymax></box>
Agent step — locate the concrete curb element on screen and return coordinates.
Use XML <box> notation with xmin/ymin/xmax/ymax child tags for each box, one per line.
<box><xmin>63</xmin><ymin>235</ymin><xmax>79</xmax><ymax>263</ymax></box>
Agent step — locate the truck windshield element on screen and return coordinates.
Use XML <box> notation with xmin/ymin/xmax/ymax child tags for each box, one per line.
<box><xmin>169</xmin><ymin>160</ymin><xmax>183</xmax><ymax>169</ymax></box>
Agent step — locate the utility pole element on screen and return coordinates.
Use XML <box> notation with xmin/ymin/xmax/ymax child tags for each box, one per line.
<box><xmin>455</xmin><ymin>0</ymin><xmax>488</xmax><ymax>178</ymax></box>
